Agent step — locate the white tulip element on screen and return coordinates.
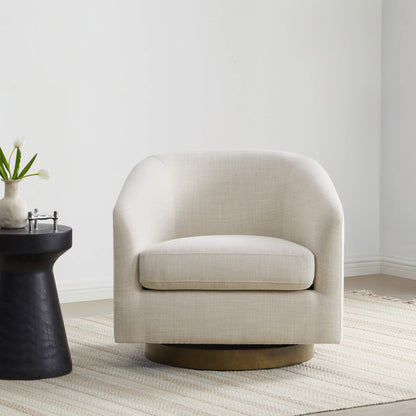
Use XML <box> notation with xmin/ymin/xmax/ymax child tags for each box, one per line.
<box><xmin>38</xmin><ymin>168</ymin><xmax>50</xmax><ymax>180</ymax></box>
<box><xmin>14</xmin><ymin>138</ymin><xmax>25</xmax><ymax>148</ymax></box>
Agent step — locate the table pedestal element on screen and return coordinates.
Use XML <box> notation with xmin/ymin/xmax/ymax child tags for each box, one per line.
<box><xmin>0</xmin><ymin>225</ymin><xmax>72</xmax><ymax>380</ymax></box>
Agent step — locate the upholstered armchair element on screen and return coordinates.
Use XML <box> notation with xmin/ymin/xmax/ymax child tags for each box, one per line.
<box><xmin>114</xmin><ymin>151</ymin><xmax>344</xmax><ymax>370</ymax></box>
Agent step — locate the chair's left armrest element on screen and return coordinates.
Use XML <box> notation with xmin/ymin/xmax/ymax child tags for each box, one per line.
<box><xmin>113</xmin><ymin>156</ymin><xmax>175</xmax><ymax>300</ymax></box>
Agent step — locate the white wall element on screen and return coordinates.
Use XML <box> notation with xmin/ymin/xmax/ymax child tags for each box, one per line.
<box><xmin>381</xmin><ymin>0</ymin><xmax>416</xmax><ymax>278</ymax></box>
<box><xmin>0</xmin><ymin>1</ymin><xmax>381</xmax><ymax>300</ymax></box>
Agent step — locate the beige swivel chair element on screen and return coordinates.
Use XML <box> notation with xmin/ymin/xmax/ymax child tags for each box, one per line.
<box><xmin>113</xmin><ymin>150</ymin><xmax>344</xmax><ymax>370</ymax></box>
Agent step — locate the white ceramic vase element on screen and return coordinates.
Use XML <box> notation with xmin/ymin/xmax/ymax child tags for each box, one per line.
<box><xmin>0</xmin><ymin>180</ymin><xmax>28</xmax><ymax>229</ymax></box>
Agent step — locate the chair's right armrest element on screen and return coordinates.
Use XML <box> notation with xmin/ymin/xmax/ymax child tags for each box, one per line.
<box><xmin>113</xmin><ymin>156</ymin><xmax>175</xmax><ymax>300</ymax></box>
<box><xmin>282</xmin><ymin>156</ymin><xmax>344</xmax><ymax>299</ymax></box>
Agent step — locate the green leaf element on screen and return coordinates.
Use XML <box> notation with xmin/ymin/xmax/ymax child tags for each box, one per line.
<box><xmin>12</xmin><ymin>148</ymin><xmax>21</xmax><ymax>180</ymax></box>
<box><xmin>0</xmin><ymin>147</ymin><xmax>10</xmax><ymax>176</ymax></box>
<box><xmin>17</xmin><ymin>153</ymin><xmax>37</xmax><ymax>179</ymax></box>
<box><xmin>0</xmin><ymin>163</ymin><xmax>8</xmax><ymax>180</ymax></box>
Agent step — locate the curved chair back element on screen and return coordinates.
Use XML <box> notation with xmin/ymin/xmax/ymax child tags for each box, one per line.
<box><xmin>157</xmin><ymin>150</ymin><xmax>326</xmax><ymax>239</ymax></box>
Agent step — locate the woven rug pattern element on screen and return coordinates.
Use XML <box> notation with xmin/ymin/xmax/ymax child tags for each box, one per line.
<box><xmin>0</xmin><ymin>291</ymin><xmax>415</xmax><ymax>416</ymax></box>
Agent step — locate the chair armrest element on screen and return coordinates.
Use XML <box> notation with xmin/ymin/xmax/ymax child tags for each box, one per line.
<box><xmin>113</xmin><ymin>156</ymin><xmax>175</xmax><ymax>299</ymax></box>
<box><xmin>282</xmin><ymin>156</ymin><xmax>344</xmax><ymax>299</ymax></box>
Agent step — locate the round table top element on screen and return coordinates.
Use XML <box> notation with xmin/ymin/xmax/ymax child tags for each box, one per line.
<box><xmin>0</xmin><ymin>224</ymin><xmax>72</xmax><ymax>254</ymax></box>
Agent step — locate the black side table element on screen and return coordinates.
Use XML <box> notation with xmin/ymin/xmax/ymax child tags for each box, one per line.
<box><xmin>0</xmin><ymin>224</ymin><xmax>72</xmax><ymax>380</ymax></box>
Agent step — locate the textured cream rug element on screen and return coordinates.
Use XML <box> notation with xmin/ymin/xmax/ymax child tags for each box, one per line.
<box><xmin>0</xmin><ymin>290</ymin><xmax>415</xmax><ymax>416</ymax></box>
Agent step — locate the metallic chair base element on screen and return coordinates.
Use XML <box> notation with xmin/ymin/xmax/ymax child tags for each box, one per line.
<box><xmin>145</xmin><ymin>343</ymin><xmax>314</xmax><ymax>370</ymax></box>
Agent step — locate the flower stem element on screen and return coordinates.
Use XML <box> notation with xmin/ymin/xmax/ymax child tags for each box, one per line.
<box><xmin>8</xmin><ymin>148</ymin><xmax>16</xmax><ymax>171</ymax></box>
<box><xmin>21</xmin><ymin>173</ymin><xmax>39</xmax><ymax>178</ymax></box>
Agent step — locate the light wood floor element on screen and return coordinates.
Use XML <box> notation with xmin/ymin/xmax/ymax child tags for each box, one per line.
<box><xmin>61</xmin><ymin>274</ymin><xmax>416</xmax><ymax>416</ymax></box>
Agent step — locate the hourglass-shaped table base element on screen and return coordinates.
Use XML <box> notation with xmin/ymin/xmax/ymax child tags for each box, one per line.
<box><xmin>0</xmin><ymin>225</ymin><xmax>72</xmax><ymax>380</ymax></box>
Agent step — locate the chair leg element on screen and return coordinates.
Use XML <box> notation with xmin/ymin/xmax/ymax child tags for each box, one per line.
<box><xmin>145</xmin><ymin>344</ymin><xmax>314</xmax><ymax>370</ymax></box>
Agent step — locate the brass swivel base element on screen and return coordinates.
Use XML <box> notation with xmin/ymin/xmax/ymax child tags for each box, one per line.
<box><xmin>145</xmin><ymin>343</ymin><xmax>314</xmax><ymax>370</ymax></box>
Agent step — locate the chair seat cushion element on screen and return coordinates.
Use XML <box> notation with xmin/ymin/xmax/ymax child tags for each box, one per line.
<box><xmin>139</xmin><ymin>235</ymin><xmax>314</xmax><ymax>290</ymax></box>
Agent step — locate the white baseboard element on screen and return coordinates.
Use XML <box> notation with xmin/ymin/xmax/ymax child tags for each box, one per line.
<box><xmin>345</xmin><ymin>255</ymin><xmax>416</xmax><ymax>280</ymax></box>
<box><xmin>380</xmin><ymin>256</ymin><xmax>416</xmax><ymax>280</ymax></box>
<box><xmin>58</xmin><ymin>282</ymin><xmax>113</xmax><ymax>304</ymax></box>
<box><xmin>344</xmin><ymin>256</ymin><xmax>381</xmax><ymax>276</ymax></box>
<box><xmin>57</xmin><ymin>256</ymin><xmax>416</xmax><ymax>304</ymax></box>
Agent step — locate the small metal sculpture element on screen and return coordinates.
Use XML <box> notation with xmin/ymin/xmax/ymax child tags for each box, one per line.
<box><xmin>28</xmin><ymin>209</ymin><xmax>59</xmax><ymax>232</ymax></box>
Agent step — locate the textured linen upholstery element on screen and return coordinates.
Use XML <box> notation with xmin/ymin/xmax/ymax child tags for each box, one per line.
<box><xmin>114</xmin><ymin>151</ymin><xmax>344</xmax><ymax>344</ymax></box>
<box><xmin>140</xmin><ymin>235</ymin><xmax>314</xmax><ymax>291</ymax></box>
